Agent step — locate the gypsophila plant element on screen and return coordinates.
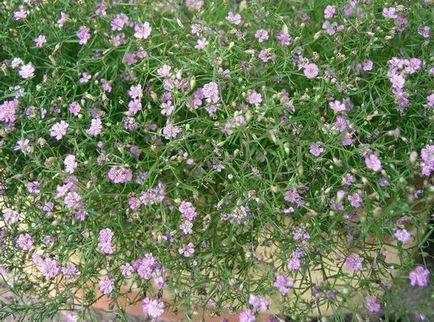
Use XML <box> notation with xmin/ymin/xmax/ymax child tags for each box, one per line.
<box><xmin>0</xmin><ymin>0</ymin><xmax>433</xmax><ymax>320</ymax></box>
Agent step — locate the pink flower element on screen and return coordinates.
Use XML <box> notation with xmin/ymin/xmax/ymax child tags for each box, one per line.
<box><xmin>0</xmin><ymin>98</ymin><xmax>19</xmax><ymax>124</ymax></box>
<box><xmin>309</xmin><ymin>142</ymin><xmax>323</xmax><ymax>157</ymax></box>
<box><xmin>195</xmin><ymin>37</ymin><xmax>208</xmax><ymax>50</ymax></box>
<box><xmin>142</xmin><ymin>298</ymin><xmax>164</xmax><ymax>319</ymax></box>
<box><xmin>324</xmin><ymin>5</ymin><xmax>336</xmax><ymax>19</ymax></box>
<box><xmin>57</xmin><ymin>11</ymin><xmax>68</xmax><ymax>27</ymax></box>
<box><xmin>19</xmin><ymin>63</ymin><xmax>35</xmax><ymax>79</ymax></box>
<box><xmin>382</xmin><ymin>7</ymin><xmax>397</xmax><ymax>19</ymax></box>
<box><xmin>86</xmin><ymin>118</ymin><xmax>102</xmax><ymax>136</ymax></box>
<box><xmin>111</xmin><ymin>14</ymin><xmax>129</xmax><ymax>31</ymax></box>
<box><xmin>274</xmin><ymin>274</ymin><xmax>294</xmax><ymax>294</ymax></box>
<box><xmin>239</xmin><ymin>309</ymin><xmax>256</xmax><ymax>322</ymax></box>
<box><xmin>76</xmin><ymin>26</ymin><xmax>90</xmax><ymax>45</ymax></box>
<box><xmin>366</xmin><ymin>296</ymin><xmax>381</xmax><ymax>313</ymax></box>
<box><xmin>303</xmin><ymin>63</ymin><xmax>319</xmax><ymax>79</ymax></box>
<box><xmin>34</xmin><ymin>35</ymin><xmax>47</xmax><ymax>48</ymax></box>
<box><xmin>128</xmin><ymin>84</ymin><xmax>143</xmax><ymax>99</ymax></box>
<box><xmin>185</xmin><ymin>0</ymin><xmax>204</xmax><ymax>10</ymax></box>
<box><xmin>394</xmin><ymin>228</ymin><xmax>411</xmax><ymax>243</ymax></box>
<box><xmin>64</xmin><ymin>192</ymin><xmax>81</xmax><ymax>209</ymax></box>
<box><xmin>108</xmin><ymin>166</ymin><xmax>133</xmax><ymax>184</ymax></box>
<box><xmin>2</xmin><ymin>208</ymin><xmax>20</xmax><ymax>224</ymax></box>
<box><xmin>276</xmin><ymin>32</ymin><xmax>292</xmax><ymax>46</ymax></box>
<box><xmin>226</xmin><ymin>11</ymin><xmax>241</xmax><ymax>25</ymax></box>
<box><xmin>248</xmin><ymin>294</ymin><xmax>269</xmax><ymax>311</ymax></box>
<box><xmin>64</xmin><ymin>155</ymin><xmax>78</xmax><ymax>174</ymax></box>
<box><xmin>365</xmin><ymin>153</ymin><xmax>382</xmax><ymax>172</ymax></box>
<box><xmin>409</xmin><ymin>266</ymin><xmax>430</xmax><ymax>287</ymax></box>
<box><xmin>134</xmin><ymin>22</ymin><xmax>152</xmax><ymax>39</ymax></box>
<box><xmin>345</xmin><ymin>254</ymin><xmax>363</xmax><ymax>272</ymax></box>
<box><xmin>202</xmin><ymin>81</ymin><xmax>219</xmax><ymax>103</ymax></box>
<box><xmin>50</xmin><ymin>120</ymin><xmax>69</xmax><ymax>140</ymax></box>
<box><xmin>255</xmin><ymin>29</ymin><xmax>269</xmax><ymax>42</ymax></box>
<box><xmin>16</xmin><ymin>233</ymin><xmax>33</xmax><ymax>251</ymax></box>
<box><xmin>247</xmin><ymin>90</ymin><xmax>262</xmax><ymax>106</ymax></box>
<box><xmin>162</xmin><ymin>123</ymin><xmax>182</xmax><ymax>139</ymax></box>
<box><xmin>98</xmin><ymin>276</ymin><xmax>114</xmax><ymax>295</ymax></box>
<box><xmin>329</xmin><ymin>100</ymin><xmax>346</xmax><ymax>112</ymax></box>
<box><xmin>68</xmin><ymin>102</ymin><xmax>81</xmax><ymax>116</ymax></box>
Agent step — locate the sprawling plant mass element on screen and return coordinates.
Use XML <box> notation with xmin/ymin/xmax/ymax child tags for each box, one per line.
<box><xmin>0</xmin><ymin>0</ymin><xmax>433</xmax><ymax>320</ymax></box>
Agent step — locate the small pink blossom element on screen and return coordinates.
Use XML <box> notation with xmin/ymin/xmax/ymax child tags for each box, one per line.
<box><xmin>247</xmin><ymin>90</ymin><xmax>262</xmax><ymax>106</ymax></box>
<box><xmin>34</xmin><ymin>35</ymin><xmax>47</xmax><ymax>48</ymax></box>
<box><xmin>50</xmin><ymin>120</ymin><xmax>69</xmax><ymax>140</ymax></box>
<box><xmin>19</xmin><ymin>63</ymin><xmax>35</xmax><ymax>79</ymax></box>
<box><xmin>303</xmin><ymin>63</ymin><xmax>319</xmax><ymax>79</ymax></box>
<box><xmin>76</xmin><ymin>26</ymin><xmax>90</xmax><ymax>45</ymax></box>
<box><xmin>142</xmin><ymin>298</ymin><xmax>164</xmax><ymax>319</ymax></box>
<box><xmin>134</xmin><ymin>22</ymin><xmax>152</xmax><ymax>39</ymax></box>
<box><xmin>255</xmin><ymin>29</ymin><xmax>269</xmax><ymax>42</ymax></box>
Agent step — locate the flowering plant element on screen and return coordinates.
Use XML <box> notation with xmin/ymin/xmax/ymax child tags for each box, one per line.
<box><xmin>0</xmin><ymin>0</ymin><xmax>433</xmax><ymax>321</ymax></box>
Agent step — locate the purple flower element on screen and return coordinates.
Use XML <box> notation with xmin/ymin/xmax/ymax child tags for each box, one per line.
<box><xmin>68</xmin><ymin>102</ymin><xmax>81</xmax><ymax>116</ymax></box>
<box><xmin>64</xmin><ymin>155</ymin><xmax>77</xmax><ymax>174</ymax></box>
<box><xmin>382</xmin><ymin>7</ymin><xmax>397</xmax><ymax>19</ymax></box>
<box><xmin>134</xmin><ymin>22</ymin><xmax>152</xmax><ymax>39</ymax></box>
<box><xmin>344</xmin><ymin>254</ymin><xmax>363</xmax><ymax>272</ymax></box>
<box><xmin>57</xmin><ymin>11</ymin><xmax>68</xmax><ymax>27</ymax></box>
<box><xmin>0</xmin><ymin>98</ymin><xmax>19</xmax><ymax>124</ymax></box>
<box><xmin>365</xmin><ymin>153</ymin><xmax>382</xmax><ymax>172</ymax></box>
<box><xmin>427</xmin><ymin>93</ymin><xmax>434</xmax><ymax>108</ymax></box>
<box><xmin>248</xmin><ymin>294</ymin><xmax>269</xmax><ymax>311</ymax></box>
<box><xmin>111</xmin><ymin>13</ymin><xmax>129</xmax><ymax>31</ymax></box>
<box><xmin>309</xmin><ymin>142</ymin><xmax>323</xmax><ymax>157</ymax></box>
<box><xmin>409</xmin><ymin>266</ymin><xmax>430</xmax><ymax>287</ymax></box>
<box><xmin>16</xmin><ymin>233</ymin><xmax>33</xmax><ymax>250</ymax></box>
<box><xmin>329</xmin><ymin>100</ymin><xmax>346</xmax><ymax>112</ymax></box>
<box><xmin>276</xmin><ymin>32</ymin><xmax>292</xmax><ymax>46</ymax></box>
<box><xmin>417</xmin><ymin>26</ymin><xmax>431</xmax><ymax>39</ymax></box>
<box><xmin>86</xmin><ymin>118</ymin><xmax>102</xmax><ymax>136</ymax></box>
<box><xmin>420</xmin><ymin>144</ymin><xmax>434</xmax><ymax>176</ymax></box>
<box><xmin>239</xmin><ymin>309</ymin><xmax>256</xmax><ymax>322</ymax></box>
<box><xmin>142</xmin><ymin>298</ymin><xmax>164</xmax><ymax>319</ymax></box>
<box><xmin>39</xmin><ymin>258</ymin><xmax>60</xmax><ymax>279</ymax></box>
<box><xmin>120</xmin><ymin>263</ymin><xmax>133</xmax><ymax>277</ymax></box>
<box><xmin>247</xmin><ymin>90</ymin><xmax>263</xmax><ymax>106</ymax></box>
<box><xmin>179</xmin><ymin>242</ymin><xmax>195</xmax><ymax>257</ymax></box>
<box><xmin>202</xmin><ymin>81</ymin><xmax>219</xmax><ymax>103</ymax></box>
<box><xmin>195</xmin><ymin>38</ymin><xmax>208</xmax><ymax>50</ymax></box>
<box><xmin>162</xmin><ymin>123</ymin><xmax>182</xmax><ymax>139</ymax></box>
<box><xmin>61</xmin><ymin>262</ymin><xmax>79</xmax><ymax>277</ymax></box>
<box><xmin>98</xmin><ymin>228</ymin><xmax>115</xmax><ymax>255</ymax></box>
<box><xmin>394</xmin><ymin>228</ymin><xmax>411</xmax><ymax>243</ymax></box>
<box><xmin>98</xmin><ymin>276</ymin><xmax>114</xmax><ymax>295</ymax></box>
<box><xmin>108</xmin><ymin>166</ymin><xmax>133</xmax><ymax>184</ymax></box>
<box><xmin>274</xmin><ymin>274</ymin><xmax>294</xmax><ymax>294</ymax></box>
<box><xmin>50</xmin><ymin>120</ymin><xmax>69</xmax><ymax>140</ymax></box>
<box><xmin>76</xmin><ymin>26</ymin><xmax>90</xmax><ymax>45</ymax></box>
<box><xmin>324</xmin><ymin>5</ymin><xmax>336</xmax><ymax>19</ymax></box>
<box><xmin>348</xmin><ymin>193</ymin><xmax>363</xmax><ymax>208</ymax></box>
<box><xmin>255</xmin><ymin>29</ymin><xmax>269</xmax><ymax>42</ymax></box>
<box><xmin>19</xmin><ymin>63</ymin><xmax>35</xmax><ymax>79</ymax></box>
<box><xmin>366</xmin><ymin>296</ymin><xmax>381</xmax><ymax>313</ymax></box>
<box><xmin>303</xmin><ymin>63</ymin><xmax>319</xmax><ymax>79</ymax></box>
<box><xmin>258</xmin><ymin>49</ymin><xmax>275</xmax><ymax>62</ymax></box>
<box><xmin>2</xmin><ymin>208</ymin><xmax>20</xmax><ymax>224</ymax></box>
<box><xmin>179</xmin><ymin>201</ymin><xmax>197</xmax><ymax>221</ymax></box>
<box><xmin>226</xmin><ymin>11</ymin><xmax>241</xmax><ymax>25</ymax></box>
<box><xmin>64</xmin><ymin>192</ymin><xmax>81</xmax><ymax>209</ymax></box>
<box><xmin>287</xmin><ymin>254</ymin><xmax>301</xmax><ymax>272</ymax></box>
<box><xmin>34</xmin><ymin>35</ymin><xmax>47</xmax><ymax>48</ymax></box>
